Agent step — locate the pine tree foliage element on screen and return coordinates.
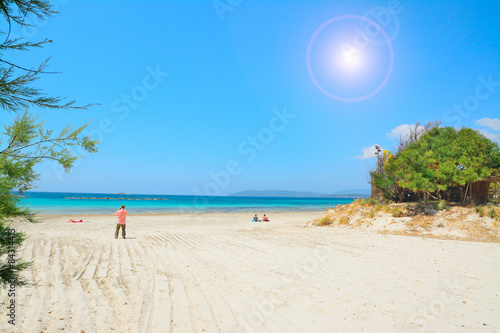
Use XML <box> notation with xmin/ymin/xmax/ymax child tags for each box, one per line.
<box><xmin>0</xmin><ymin>0</ymin><xmax>99</xmax><ymax>288</ymax></box>
<box><xmin>371</xmin><ymin>125</ymin><xmax>500</xmax><ymax>201</ymax></box>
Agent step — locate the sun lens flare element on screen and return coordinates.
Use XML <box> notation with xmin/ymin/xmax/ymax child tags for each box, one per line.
<box><xmin>307</xmin><ymin>15</ymin><xmax>394</xmax><ymax>102</ymax></box>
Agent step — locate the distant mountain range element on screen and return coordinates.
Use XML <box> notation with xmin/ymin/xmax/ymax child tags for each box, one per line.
<box><xmin>230</xmin><ymin>189</ymin><xmax>370</xmax><ymax>198</ymax></box>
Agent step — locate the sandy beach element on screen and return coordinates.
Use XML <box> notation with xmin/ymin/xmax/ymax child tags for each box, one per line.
<box><xmin>1</xmin><ymin>212</ymin><xmax>499</xmax><ymax>332</ymax></box>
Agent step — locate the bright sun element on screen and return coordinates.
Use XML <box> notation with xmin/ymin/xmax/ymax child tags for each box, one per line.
<box><xmin>336</xmin><ymin>42</ymin><xmax>364</xmax><ymax>72</ymax></box>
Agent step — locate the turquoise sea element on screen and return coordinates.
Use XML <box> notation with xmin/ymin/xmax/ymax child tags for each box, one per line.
<box><xmin>18</xmin><ymin>192</ymin><xmax>356</xmax><ymax>215</ymax></box>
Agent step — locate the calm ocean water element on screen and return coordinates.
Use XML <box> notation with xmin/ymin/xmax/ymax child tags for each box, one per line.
<box><xmin>18</xmin><ymin>192</ymin><xmax>356</xmax><ymax>215</ymax></box>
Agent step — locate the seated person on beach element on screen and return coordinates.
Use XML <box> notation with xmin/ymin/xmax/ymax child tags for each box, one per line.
<box><xmin>67</xmin><ymin>219</ymin><xmax>84</xmax><ymax>223</ymax></box>
<box><xmin>252</xmin><ymin>214</ymin><xmax>259</xmax><ymax>222</ymax></box>
<box><xmin>262</xmin><ymin>214</ymin><xmax>269</xmax><ymax>221</ymax></box>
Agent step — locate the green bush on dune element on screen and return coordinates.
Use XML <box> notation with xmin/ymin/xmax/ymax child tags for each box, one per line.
<box><xmin>371</xmin><ymin>123</ymin><xmax>500</xmax><ymax>203</ymax></box>
<box><xmin>475</xmin><ymin>206</ymin><xmax>485</xmax><ymax>217</ymax></box>
<box><xmin>318</xmin><ymin>216</ymin><xmax>334</xmax><ymax>226</ymax></box>
<box><xmin>488</xmin><ymin>208</ymin><xmax>499</xmax><ymax>220</ymax></box>
<box><xmin>434</xmin><ymin>200</ymin><xmax>449</xmax><ymax>211</ymax></box>
<box><xmin>391</xmin><ymin>208</ymin><xmax>404</xmax><ymax>217</ymax></box>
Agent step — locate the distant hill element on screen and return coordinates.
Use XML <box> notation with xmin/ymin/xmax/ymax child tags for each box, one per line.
<box><xmin>231</xmin><ymin>189</ymin><xmax>370</xmax><ymax>198</ymax></box>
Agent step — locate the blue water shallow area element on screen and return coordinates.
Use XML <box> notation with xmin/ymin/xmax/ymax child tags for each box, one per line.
<box><xmin>18</xmin><ymin>192</ymin><xmax>356</xmax><ymax>215</ymax></box>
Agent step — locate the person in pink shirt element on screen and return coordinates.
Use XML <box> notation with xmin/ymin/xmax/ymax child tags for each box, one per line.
<box><xmin>115</xmin><ymin>205</ymin><xmax>128</xmax><ymax>239</ymax></box>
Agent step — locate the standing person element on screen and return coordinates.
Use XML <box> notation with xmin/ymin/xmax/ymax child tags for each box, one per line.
<box><xmin>115</xmin><ymin>205</ymin><xmax>127</xmax><ymax>239</ymax></box>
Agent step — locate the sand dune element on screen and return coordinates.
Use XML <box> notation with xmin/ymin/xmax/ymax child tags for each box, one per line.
<box><xmin>1</xmin><ymin>212</ymin><xmax>499</xmax><ymax>332</ymax></box>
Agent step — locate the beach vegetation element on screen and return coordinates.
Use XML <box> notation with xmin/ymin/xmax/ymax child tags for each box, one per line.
<box><xmin>475</xmin><ymin>206</ymin><xmax>485</xmax><ymax>217</ymax></box>
<box><xmin>391</xmin><ymin>208</ymin><xmax>404</xmax><ymax>217</ymax></box>
<box><xmin>370</xmin><ymin>170</ymin><xmax>397</xmax><ymax>201</ymax></box>
<box><xmin>371</xmin><ymin>123</ymin><xmax>500</xmax><ymax>203</ymax></box>
<box><xmin>361</xmin><ymin>198</ymin><xmax>377</xmax><ymax>206</ymax></box>
<box><xmin>338</xmin><ymin>216</ymin><xmax>350</xmax><ymax>224</ymax></box>
<box><xmin>487</xmin><ymin>208</ymin><xmax>499</xmax><ymax>221</ymax></box>
<box><xmin>318</xmin><ymin>216</ymin><xmax>334</xmax><ymax>226</ymax></box>
<box><xmin>387</xmin><ymin>127</ymin><xmax>500</xmax><ymax>198</ymax></box>
<box><xmin>0</xmin><ymin>216</ymin><xmax>32</xmax><ymax>287</ymax></box>
<box><xmin>0</xmin><ymin>0</ymin><xmax>98</xmax><ymax>288</ymax></box>
<box><xmin>434</xmin><ymin>200</ymin><xmax>448</xmax><ymax>211</ymax></box>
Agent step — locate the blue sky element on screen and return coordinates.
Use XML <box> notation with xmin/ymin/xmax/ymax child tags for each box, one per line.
<box><xmin>4</xmin><ymin>0</ymin><xmax>499</xmax><ymax>195</ymax></box>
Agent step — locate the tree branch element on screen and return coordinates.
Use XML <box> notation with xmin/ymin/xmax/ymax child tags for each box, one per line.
<box><xmin>3</xmin><ymin>136</ymin><xmax>85</xmax><ymax>155</ymax></box>
<box><xmin>1</xmin><ymin>94</ymin><xmax>96</xmax><ymax>110</ymax></box>
<box><xmin>0</xmin><ymin>59</ymin><xmax>61</xmax><ymax>74</ymax></box>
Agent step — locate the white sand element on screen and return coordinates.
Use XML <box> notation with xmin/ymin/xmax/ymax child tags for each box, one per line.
<box><xmin>1</xmin><ymin>212</ymin><xmax>499</xmax><ymax>332</ymax></box>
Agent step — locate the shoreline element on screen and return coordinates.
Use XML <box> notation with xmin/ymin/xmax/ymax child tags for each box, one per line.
<box><xmin>36</xmin><ymin>210</ymin><xmax>326</xmax><ymax>218</ymax></box>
